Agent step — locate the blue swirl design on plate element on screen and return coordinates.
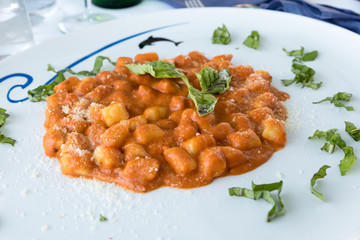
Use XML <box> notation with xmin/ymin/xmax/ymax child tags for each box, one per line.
<box><xmin>0</xmin><ymin>22</ymin><xmax>188</xmax><ymax>103</ymax></box>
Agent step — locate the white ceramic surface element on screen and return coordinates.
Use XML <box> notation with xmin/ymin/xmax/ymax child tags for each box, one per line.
<box><xmin>1</xmin><ymin>8</ymin><xmax>360</xmax><ymax>240</ymax></box>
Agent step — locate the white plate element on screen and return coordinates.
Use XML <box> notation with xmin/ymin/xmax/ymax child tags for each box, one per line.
<box><xmin>1</xmin><ymin>8</ymin><xmax>360</xmax><ymax>240</ymax></box>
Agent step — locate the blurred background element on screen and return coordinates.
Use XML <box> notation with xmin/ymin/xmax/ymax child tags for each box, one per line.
<box><xmin>1</xmin><ymin>0</ymin><xmax>360</xmax><ymax>60</ymax></box>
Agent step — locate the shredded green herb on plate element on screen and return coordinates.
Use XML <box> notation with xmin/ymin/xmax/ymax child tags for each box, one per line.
<box><xmin>282</xmin><ymin>47</ymin><xmax>321</xmax><ymax>90</ymax></box>
<box><xmin>243</xmin><ymin>30</ymin><xmax>260</xmax><ymax>49</ymax></box>
<box><xmin>308</xmin><ymin>129</ymin><xmax>345</xmax><ymax>153</ymax></box>
<box><xmin>0</xmin><ymin>108</ymin><xmax>16</xmax><ymax>146</ymax></box>
<box><xmin>345</xmin><ymin>121</ymin><xmax>360</xmax><ymax>141</ymax></box>
<box><xmin>229</xmin><ymin>181</ymin><xmax>285</xmax><ymax>222</ymax></box>
<box><xmin>313</xmin><ymin>92</ymin><xmax>354</xmax><ymax>111</ymax></box>
<box><xmin>310</xmin><ymin>165</ymin><xmax>330</xmax><ymax>201</ymax></box>
<box><xmin>99</xmin><ymin>214</ymin><xmax>108</xmax><ymax>222</ymax></box>
<box><xmin>309</xmin><ymin>128</ymin><xmax>357</xmax><ymax>176</ymax></box>
<box><xmin>339</xmin><ymin>146</ymin><xmax>357</xmax><ymax>176</ymax></box>
<box><xmin>212</xmin><ymin>24</ymin><xmax>231</xmax><ymax>45</ymax></box>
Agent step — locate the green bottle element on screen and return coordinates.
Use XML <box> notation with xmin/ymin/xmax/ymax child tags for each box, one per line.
<box><xmin>92</xmin><ymin>0</ymin><xmax>142</xmax><ymax>8</ymax></box>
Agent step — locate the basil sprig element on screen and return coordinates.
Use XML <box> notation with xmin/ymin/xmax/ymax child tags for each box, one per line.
<box><xmin>345</xmin><ymin>121</ymin><xmax>360</xmax><ymax>141</ymax></box>
<box><xmin>282</xmin><ymin>47</ymin><xmax>321</xmax><ymax>90</ymax></box>
<box><xmin>28</xmin><ymin>56</ymin><xmax>116</xmax><ymax>102</ymax></box>
<box><xmin>243</xmin><ymin>30</ymin><xmax>260</xmax><ymax>49</ymax></box>
<box><xmin>310</xmin><ymin>165</ymin><xmax>330</xmax><ymax>201</ymax></box>
<box><xmin>313</xmin><ymin>92</ymin><xmax>354</xmax><ymax>111</ymax></box>
<box><xmin>212</xmin><ymin>24</ymin><xmax>231</xmax><ymax>45</ymax></box>
<box><xmin>0</xmin><ymin>108</ymin><xmax>16</xmax><ymax>146</ymax></box>
<box><xmin>126</xmin><ymin>61</ymin><xmax>231</xmax><ymax>116</ymax></box>
<box><xmin>229</xmin><ymin>181</ymin><xmax>285</xmax><ymax>222</ymax></box>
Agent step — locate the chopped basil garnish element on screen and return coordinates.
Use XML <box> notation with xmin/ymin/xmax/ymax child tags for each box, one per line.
<box><xmin>99</xmin><ymin>214</ymin><xmax>108</xmax><ymax>222</ymax></box>
<box><xmin>301</xmin><ymin>51</ymin><xmax>318</xmax><ymax>62</ymax></box>
<box><xmin>310</xmin><ymin>165</ymin><xmax>330</xmax><ymax>201</ymax></box>
<box><xmin>0</xmin><ymin>108</ymin><xmax>16</xmax><ymax>146</ymax></box>
<box><xmin>0</xmin><ymin>108</ymin><xmax>9</xmax><ymax>128</ymax></box>
<box><xmin>0</xmin><ymin>134</ymin><xmax>16</xmax><ymax>146</ymax></box>
<box><xmin>282</xmin><ymin>47</ymin><xmax>321</xmax><ymax>90</ymax></box>
<box><xmin>345</xmin><ymin>121</ymin><xmax>360</xmax><ymax>141</ymax></box>
<box><xmin>28</xmin><ymin>56</ymin><xmax>115</xmax><ymax>102</ymax></box>
<box><xmin>309</xmin><ymin>128</ymin><xmax>357</xmax><ymax>175</ymax></box>
<box><xmin>28</xmin><ymin>69</ymin><xmax>65</xmax><ymax>102</ymax></box>
<box><xmin>229</xmin><ymin>181</ymin><xmax>285</xmax><ymax>222</ymax></box>
<box><xmin>339</xmin><ymin>146</ymin><xmax>357</xmax><ymax>176</ymax></box>
<box><xmin>212</xmin><ymin>24</ymin><xmax>231</xmax><ymax>45</ymax></box>
<box><xmin>283</xmin><ymin>47</ymin><xmax>318</xmax><ymax>61</ymax></box>
<box><xmin>125</xmin><ymin>61</ymin><xmax>185</xmax><ymax>79</ymax></box>
<box><xmin>313</xmin><ymin>92</ymin><xmax>354</xmax><ymax>111</ymax></box>
<box><xmin>309</xmin><ymin>129</ymin><xmax>345</xmax><ymax>153</ymax></box>
<box><xmin>243</xmin><ymin>30</ymin><xmax>260</xmax><ymax>49</ymax></box>
<box><xmin>126</xmin><ymin>61</ymin><xmax>231</xmax><ymax>116</ymax></box>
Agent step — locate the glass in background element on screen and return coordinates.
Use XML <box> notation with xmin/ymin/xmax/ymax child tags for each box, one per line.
<box><xmin>58</xmin><ymin>0</ymin><xmax>115</xmax><ymax>33</ymax></box>
<box><xmin>0</xmin><ymin>0</ymin><xmax>35</xmax><ymax>60</ymax></box>
<box><xmin>24</xmin><ymin>0</ymin><xmax>56</xmax><ymax>15</ymax></box>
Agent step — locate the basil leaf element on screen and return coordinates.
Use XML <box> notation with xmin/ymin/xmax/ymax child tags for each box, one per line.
<box><xmin>99</xmin><ymin>214</ymin><xmax>108</xmax><ymax>222</ymax></box>
<box><xmin>126</xmin><ymin>61</ymin><xmax>230</xmax><ymax>116</ymax></box>
<box><xmin>28</xmin><ymin>71</ymin><xmax>65</xmax><ymax>102</ymax></box>
<box><xmin>301</xmin><ymin>51</ymin><xmax>318</xmax><ymax>61</ymax></box>
<box><xmin>339</xmin><ymin>146</ymin><xmax>357</xmax><ymax>176</ymax></box>
<box><xmin>283</xmin><ymin>47</ymin><xmax>317</xmax><ymax>61</ymax></box>
<box><xmin>345</xmin><ymin>121</ymin><xmax>360</xmax><ymax>141</ymax></box>
<box><xmin>310</xmin><ymin>165</ymin><xmax>330</xmax><ymax>201</ymax></box>
<box><xmin>313</xmin><ymin>92</ymin><xmax>354</xmax><ymax>111</ymax></box>
<box><xmin>212</xmin><ymin>24</ymin><xmax>231</xmax><ymax>45</ymax></box>
<box><xmin>196</xmin><ymin>67</ymin><xmax>232</xmax><ymax>95</ymax></box>
<box><xmin>281</xmin><ymin>79</ymin><xmax>296</xmax><ymax>86</ymax></box>
<box><xmin>28</xmin><ymin>56</ymin><xmax>115</xmax><ymax>102</ymax></box>
<box><xmin>187</xmin><ymin>87</ymin><xmax>217</xmax><ymax>116</ymax></box>
<box><xmin>0</xmin><ymin>108</ymin><xmax>10</xmax><ymax>128</ymax></box>
<box><xmin>0</xmin><ymin>108</ymin><xmax>16</xmax><ymax>146</ymax></box>
<box><xmin>125</xmin><ymin>61</ymin><xmax>185</xmax><ymax>79</ymax></box>
<box><xmin>0</xmin><ymin>133</ymin><xmax>16</xmax><ymax>146</ymax></box>
<box><xmin>243</xmin><ymin>30</ymin><xmax>260</xmax><ymax>49</ymax></box>
<box><xmin>229</xmin><ymin>181</ymin><xmax>285</xmax><ymax>222</ymax></box>
<box><xmin>283</xmin><ymin>47</ymin><xmax>304</xmax><ymax>57</ymax></box>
